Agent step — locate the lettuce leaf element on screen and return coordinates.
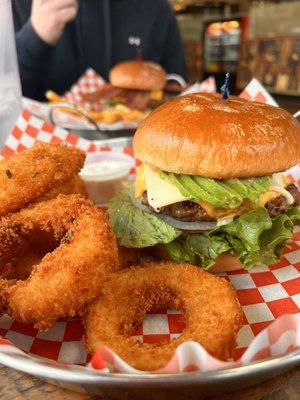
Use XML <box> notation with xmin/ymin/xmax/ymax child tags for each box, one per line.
<box><xmin>287</xmin><ymin>206</ymin><xmax>300</xmax><ymax>224</ymax></box>
<box><xmin>109</xmin><ymin>189</ymin><xmax>299</xmax><ymax>270</ymax></box>
<box><xmin>108</xmin><ymin>191</ymin><xmax>181</xmax><ymax>248</ymax></box>
<box><xmin>160</xmin><ymin>172</ymin><xmax>271</xmax><ymax>208</ymax></box>
<box><xmin>164</xmin><ymin>239</ymin><xmax>198</xmax><ymax>265</ymax></box>
<box><xmin>165</xmin><ymin>208</ymin><xmax>297</xmax><ymax>270</ymax></box>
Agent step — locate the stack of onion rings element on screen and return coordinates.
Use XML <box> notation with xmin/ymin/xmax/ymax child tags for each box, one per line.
<box><xmin>85</xmin><ymin>261</ymin><xmax>243</xmax><ymax>370</ymax></box>
<box><xmin>0</xmin><ymin>143</ymin><xmax>244</xmax><ymax>372</ymax></box>
<box><xmin>0</xmin><ymin>194</ymin><xmax>118</xmax><ymax>329</ymax></box>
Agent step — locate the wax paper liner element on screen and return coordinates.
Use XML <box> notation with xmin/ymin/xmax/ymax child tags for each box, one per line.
<box><xmin>22</xmin><ymin>70</ymin><xmax>216</xmax><ymax>131</ymax></box>
<box><xmin>0</xmin><ymin>80</ymin><xmax>300</xmax><ymax>375</ymax></box>
<box><xmin>180</xmin><ymin>76</ymin><xmax>216</xmax><ymax>96</ymax></box>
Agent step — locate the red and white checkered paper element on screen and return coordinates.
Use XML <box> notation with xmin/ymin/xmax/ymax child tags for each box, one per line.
<box><xmin>239</xmin><ymin>78</ymin><xmax>279</xmax><ymax>106</ymax></box>
<box><xmin>64</xmin><ymin>68</ymin><xmax>106</xmax><ymax>111</ymax></box>
<box><xmin>0</xmin><ymin>80</ymin><xmax>300</xmax><ymax>375</ymax></box>
<box><xmin>180</xmin><ymin>76</ymin><xmax>216</xmax><ymax>96</ymax></box>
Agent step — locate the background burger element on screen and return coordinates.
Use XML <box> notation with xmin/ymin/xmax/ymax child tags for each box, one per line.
<box><xmin>81</xmin><ymin>60</ymin><xmax>167</xmax><ymax>112</ymax></box>
<box><xmin>109</xmin><ymin>93</ymin><xmax>300</xmax><ymax>271</ymax></box>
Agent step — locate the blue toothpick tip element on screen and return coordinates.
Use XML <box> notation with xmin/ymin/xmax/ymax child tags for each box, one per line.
<box><xmin>221</xmin><ymin>72</ymin><xmax>230</xmax><ymax>100</ymax></box>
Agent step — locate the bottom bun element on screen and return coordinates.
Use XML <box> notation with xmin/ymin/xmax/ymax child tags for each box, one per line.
<box><xmin>150</xmin><ymin>245</ymin><xmax>244</xmax><ymax>272</ymax></box>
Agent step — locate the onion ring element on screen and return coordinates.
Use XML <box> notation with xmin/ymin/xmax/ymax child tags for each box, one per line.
<box><xmin>85</xmin><ymin>261</ymin><xmax>243</xmax><ymax>370</ymax></box>
<box><xmin>35</xmin><ymin>175</ymin><xmax>88</xmax><ymax>203</ymax></box>
<box><xmin>0</xmin><ymin>143</ymin><xmax>85</xmax><ymax>216</ymax></box>
<box><xmin>0</xmin><ymin>280</ymin><xmax>15</xmax><ymax>317</ymax></box>
<box><xmin>117</xmin><ymin>245</ymin><xmax>149</xmax><ymax>269</ymax></box>
<box><xmin>0</xmin><ymin>194</ymin><xmax>118</xmax><ymax>329</ymax></box>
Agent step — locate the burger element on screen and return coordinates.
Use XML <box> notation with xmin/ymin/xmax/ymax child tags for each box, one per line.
<box><xmin>110</xmin><ymin>60</ymin><xmax>166</xmax><ymax>92</ymax></box>
<box><xmin>109</xmin><ymin>59</ymin><xmax>169</xmax><ymax>111</ymax></box>
<box><xmin>109</xmin><ymin>93</ymin><xmax>300</xmax><ymax>271</ymax></box>
<box><xmin>81</xmin><ymin>60</ymin><xmax>167</xmax><ymax>112</ymax></box>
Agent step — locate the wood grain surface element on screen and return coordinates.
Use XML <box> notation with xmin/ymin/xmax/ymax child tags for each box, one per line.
<box><xmin>0</xmin><ymin>364</ymin><xmax>299</xmax><ymax>400</ymax></box>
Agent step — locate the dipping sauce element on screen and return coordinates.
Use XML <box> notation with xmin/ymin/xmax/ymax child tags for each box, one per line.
<box><xmin>83</xmin><ymin>160</ymin><xmax>128</xmax><ymax>175</ymax></box>
<box><xmin>80</xmin><ymin>153</ymin><xmax>132</xmax><ymax>205</ymax></box>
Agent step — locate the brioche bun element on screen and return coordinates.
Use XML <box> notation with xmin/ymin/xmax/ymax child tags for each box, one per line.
<box><xmin>109</xmin><ymin>60</ymin><xmax>166</xmax><ymax>91</ymax></box>
<box><xmin>133</xmin><ymin>93</ymin><xmax>300</xmax><ymax>179</ymax></box>
<box><xmin>150</xmin><ymin>245</ymin><xmax>243</xmax><ymax>272</ymax></box>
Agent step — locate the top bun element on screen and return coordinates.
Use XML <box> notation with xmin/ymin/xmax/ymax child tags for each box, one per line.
<box><xmin>109</xmin><ymin>60</ymin><xmax>166</xmax><ymax>91</ymax></box>
<box><xmin>133</xmin><ymin>93</ymin><xmax>300</xmax><ymax>178</ymax></box>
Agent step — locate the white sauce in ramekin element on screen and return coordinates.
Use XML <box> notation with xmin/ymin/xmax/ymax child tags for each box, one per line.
<box><xmin>80</xmin><ymin>153</ymin><xmax>132</xmax><ymax>204</ymax></box>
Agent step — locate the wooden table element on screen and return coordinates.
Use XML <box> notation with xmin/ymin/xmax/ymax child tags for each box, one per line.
<box><xmin>0</xmin><ymin>364</ymin><xmax>299</xmax><ymax>400</ymax></box>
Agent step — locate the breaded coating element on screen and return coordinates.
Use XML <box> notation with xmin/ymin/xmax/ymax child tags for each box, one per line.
<box><xmin>117</xmin><ymin>246</ymin><xmax>149</xmax><ymax>269</ymax></box>
<box><xmin>35</xmin><ymin>175</ymin><xmax>88</xmax><ymax>202</ymax></box>
<box><xmin>0</xmin><ymin>242</ymin><xmax>57</xmax><ymax>282</ymax></box>
<box><xmin>0</xmin><ymin>194</ymin><xmax>118</xmax><ymax>329</ymax></box>
<box><xmin>1</xmin><ymin>176</ymin><xmax>87</xmax><ymax>282</ymax></box>
<box><xmin>0</xmin><ymin>280</ymin><xmax>15</xmax><ymax>316</ymax></box>
<box><xmin>0</xmin><ymin>143</ymin><xmax>85</xmax><ymax>216</ymax></box>
<box><xmin>85</xmin><ymin>261</ymin><xmax>243</xmax><ymax>370</ymax></box>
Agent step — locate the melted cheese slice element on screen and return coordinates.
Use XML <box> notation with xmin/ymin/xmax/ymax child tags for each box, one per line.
<box><xmin>135</xmin><ymin>164</ymin><xmax>146</xmax><ymax>198</ymax></box>
<box><xmin>144</xmin><ymin>165</ymin><xmax>187</xmax><ymax>211</ymax></box>
<box><xmin>150</xmin><ymin>90</ymin><xmax>163</xmax><ymax>101</ymax></box>
<box><xmin>197</xmin><ymin>199</ymin><xmax>257</xmax><ymax>220</ymax></box>
<box><xmin>258</xmin><ymin>191</ymin><xmax>279</xmax><ymax>206</ymax></box>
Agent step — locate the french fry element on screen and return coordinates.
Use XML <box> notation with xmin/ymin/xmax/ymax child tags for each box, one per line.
<box><xmin>89</xmin><ymin>111</ymin><xmax>104</xmax><ymax>122</ymax></box>
<box><xmin>45</xmin><ymin>90</ymin><xmax>146</xmax><ymax>124</ymax></box>
<box><xmin>120</xmin><ymin>110</ymin><xmax>143</xmax><ymax>121</ymax></box>
<box><xmin>45</xmin><ymin>90</ymin><xmax>63</xmax><ymax>103</ymax></box>
<box><xmin>101</xmin><ymin>109</ymin><xmax>122</xmax><ymax>124</ymax></box>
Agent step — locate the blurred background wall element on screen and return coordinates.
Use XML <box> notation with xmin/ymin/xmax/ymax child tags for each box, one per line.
<box><xmin>248</xmin><ymin>1</ymin><xmax>300</xmax><ymax>38</ymax></box>
<box><xmin>169</xmin><ymin>0</ymin><xmax>300</xmax><ymax>111</ymax></box>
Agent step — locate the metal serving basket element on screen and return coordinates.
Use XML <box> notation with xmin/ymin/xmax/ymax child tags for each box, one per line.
<box><xmin>0</xmin><ymin>348</ymin><xmax>299</xmax><ymax>399</ymax></box>
<box><xmin>48</xmin><ymin>101</ymin><xmax>135</xmax><ymax>145</ymax></box>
